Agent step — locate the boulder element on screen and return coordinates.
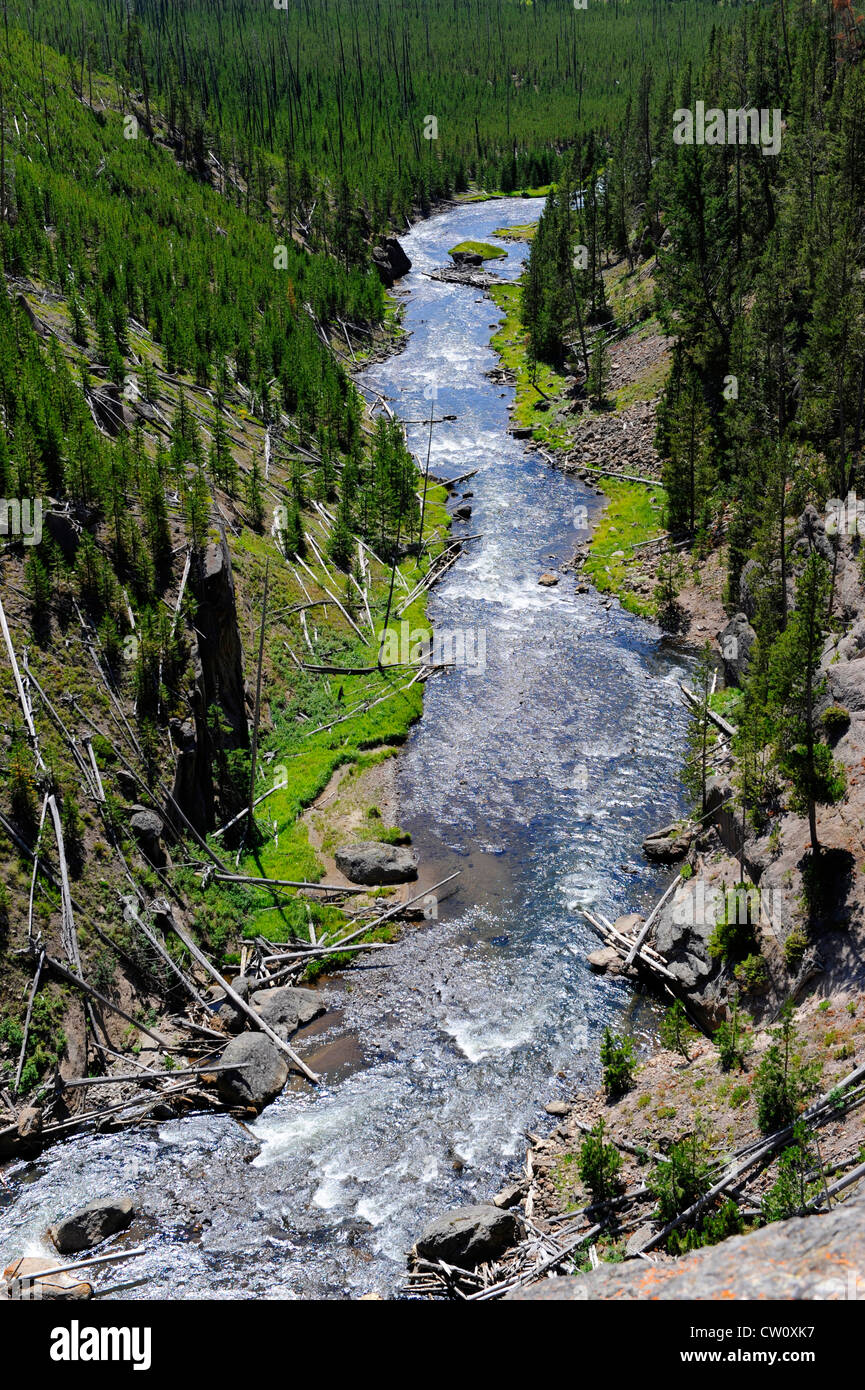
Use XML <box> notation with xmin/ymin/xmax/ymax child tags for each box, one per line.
<box><xmin>587</xmin><ymin>947</ymin><xmax>623</xmax><ymax>975</ymax></box>
<box><xmin>371</xmin><ymin>236</ymin><xmax>412</xmax><ymax>286</ymax></box>
<box><xmin>414</xmin><ymin>1204</ymin><xmax>522</xmax><ymax>1268</ymax></box>
<box><xmin>335</xmin><ymin>841</ymin><xmax>418</xmax><ymax>885</ymax></box>
<box><xmin>16</xmin><ymin>1106</ymin><xmax>43</xmax><ymax>1140</ymax></box>
<box><xmin>654</xmin><ymin>878</ymin><xmax>721</xmax><ymax>997</ymax></box>
<box><xmin>642</xmin><ymin>830</ymin><xmax>692</xmax><ymax>863</ymax></box>
<box><xmin>537</xmin><ymin>572</ymin><xmax>559</xmax><ymax>587</ymax></box>
<box><xmin>453</xmin><ymin>503</ymin><xmax>472</xmax><ymax>520</ymax></box>
<box><xmin>216</xmin><ymin>1032</ymin><xmax>290</xmax><ymax>1111</ymax></box>
<box><xmin>129</xmin><ymin>808</ymin><xmax>166</xmax><ymax>867</ymax></box>
<box><xmin>827</xmin><ymin>656</ymin><xmax>865</xmax><ymax>714</ymax></box>
<box><xmin>509</xmin><ymin>1187</ymin><xmax>865</xmax><ymax>1299</ymax></box>
<box><xmin>50</xmin><ymin>1197</ymin><xmax>135</xmax><ymax>1254</ymax></box>
<box><xmin>248</xmin><ymin>984</ymin><xmax>327</xmax><ymax>1040</ymax></box>
<box><xmin>718</xmin><ymin>612</ymin><xmax>756</xmax><ymax>686</ymax></box>
<box><xmin>451</xmin><ymin>250</ymin><xmax>483</xmax><ymax>267</ymax></box>
<box><xmin>493</xmin><ymin>1183</ymin><xmax>525</xmax><ymax>1210</ymax></box>
<box><xmin>796</xmin><ymin>502</ymin><xmax>835</xmax><ymax>564</ymax></box>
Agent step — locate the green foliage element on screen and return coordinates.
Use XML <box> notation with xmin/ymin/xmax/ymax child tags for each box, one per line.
<box><xmin>734</xmin><ymin>952</ymin><xmax>769</xmax><ymax>994</ymax></box>
<box><xmin>714</xmin><ymin>995</ymin><xmax>749</xmax><ymax>1072</ymax></box>
<box><xmin>753</xmin><ymin>1003</ymin><xmax>819</xmax><ymax>1135</ymax></box>
<box><xmin>648</xmin><ymin>1133</ymin><xmax>713</xmax><ymax>1238</ymax></box>
<box><xmin>708</xmin><ymin>883</ymin><xmax>759</xmax><ymax>965</ymax></box>
<box><xmin>577</xmin><ymin>1120</ymin><xmax>623</xmax><ymax>1203</ymax></box>
<box><xmin>668</xmin><ymin>1198</ymin><xmax>744</xmax><ymax>1257</ymax></box>
<box><xmin>600</xmin><ymin>1026</ymin><xmax>637</xmax><ymax>1100</ymax></box>
<box><xmin>660</xmin><ymin>1000</ymin><xmax>694</xmax><ymax>1060</ymax></box>
<box><xmin>761</xmin><ymin>1123</ymin><xmax>820</xmax><ymax>1222</ymax></box>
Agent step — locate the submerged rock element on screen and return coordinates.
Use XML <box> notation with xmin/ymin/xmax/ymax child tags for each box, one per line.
<box><xmin>414</xmin><ymin>1203</ymin><xmax>522</xmax><ymax>1268</ymax></box>
<box><xmin>335</xmin><ymin>841</ymin><xmax>418</xmax><ymax>885</ymax></box>
<box><xmin>50</xmin><ymin>1196</ymin><xmax>135</xmax><ymax>1254</ymax></box>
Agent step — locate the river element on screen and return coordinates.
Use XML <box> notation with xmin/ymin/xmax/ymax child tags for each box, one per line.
<box><xmin>0</xmin><ymin>197</ymin><xmax>689</xmax><ymax>1299</ymax></box>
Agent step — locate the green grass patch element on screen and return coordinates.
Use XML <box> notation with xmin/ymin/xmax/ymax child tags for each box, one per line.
<box><xmin>581</xmin><ymin>478</ymin><xmax>666</xmax><ymax>615</ymax></box>
<box><xmin>449</xmin><ymin>240</ymin><xmax>507</xmax><ymax>260</ymax></box>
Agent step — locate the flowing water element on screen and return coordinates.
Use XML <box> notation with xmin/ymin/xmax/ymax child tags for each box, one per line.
<box><xmin>0</xmin><ymin>198</ymin><xmax>690</xmax><ymax>1299</ymax></box>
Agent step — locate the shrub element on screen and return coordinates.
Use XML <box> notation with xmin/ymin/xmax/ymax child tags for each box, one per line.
<box><xmin>753</xmin><ymin>1003</ymin><xmax>819</xmax><ymax>1134</ymax></box>
<box><xmin>783</xmin><ymin>927</ymin><xmax>809</xmax><ymax>972</ymax></box>
<box><xmin>600</xmin><ymin>1027</ymin><xmax>637</xmax><ymax>1100</ymax></box>
<box><xmin>649</xmin><ymin>1133</ymin><xmax>713</xmax><ymax>1230</ymax></box>
<box><xmin>714</xmin><ymin>995</ymin><xmax>749</xmax><ymax>1072</ymax></box>
<box><xmin>822</xmin><ymin>705</ymin><xmax>850</xmax><ymax>740</ymax></box>
<box><xmin>660</xmin><ymin>1000</ymin><xmax>694</xmax><ymax>1059</ymax></box>
<box><xmin>669</xmin><ymin>1198</ymin><xmax>744</xmax><ymax>1256</ymax></box>
<box><xmin>577</xmin><ymin>1120</ymin><xmax>623</xmax><ymax>1202</ymax></box>
<box><xmin>735</xmin><ymin>952</ymin><xmax>769</xmax><ymax>993</ymax></box>
<box><xmin>709</xmin><ymin>882</ymin><xmax>759</xmax><ymax>964</ymax></box>
<box><xmin>761</xmin><ymin>1124</ymin><xmax>819</xmax><ymax>1221</ymax></box>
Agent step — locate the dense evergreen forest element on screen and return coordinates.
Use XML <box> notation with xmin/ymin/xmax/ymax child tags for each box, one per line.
<box><xmin>521</xmin><ymin>1</ymin><xmax>865</xmax><ymax>861</ymax></box>
<box><xmin>19</xmin><ymin>0</ymin><xmax>737</xmax><ymax>234</ymax></box>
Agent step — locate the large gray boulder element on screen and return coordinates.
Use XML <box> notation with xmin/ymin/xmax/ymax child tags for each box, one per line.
<box><xmin>827</xmin><ymin>655</ymin><xmax>865</xmax><ymax>714</ymax></box>
<box><xmin>216</xmin><ymin>1033</ymin><xmax>290</xmax><ymax>1111</ymax></box>
<box><xmin>249</xmin><ymin>985</ymin><xmax>326</xmax><ymax>1040</ymax></box>
<box><xmin>795</xmin><ymin>502</ymin><xmax>835</xmax><ymax>564</ymax></box>
<box><xmin>129</xmin><ymin>808</ymin><xmax>166</xmax><ymax>867</ymax></box>
<box><xmin>335</xmin><ymin>841</ymin><xmax>418</xmax><ymax>885</ymax></box>
<box><xmin>50</xmin><ymin>1197</ymin><xmax>135</xmax><ymax>1254</ymax></box>
<box><xmin>414</xmin><ymin>1204</ymin><xmax>522</xmax><ymax>1269</ymax></box>
<box><xmin>371</xmin><ymin>236</ymin><xmax>412</xmax><ymax>286</ymax></box>
<box><xmin>508</xmin><ymin>1188</ymin><xmax>865</xmax><ymax>1299</ymax></box>
<box><xmin>718</xmin><ymin>612</ymin><xmax>756</xmax><ymax>686</ymax></box>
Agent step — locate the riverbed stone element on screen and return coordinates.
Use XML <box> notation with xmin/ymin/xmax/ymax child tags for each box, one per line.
<box><xmin>335</xmin><ymin>841</ymin><xmax>418</xmax><ymax>885</ymax></box>
<box><xmin>587</xmin><ymin>947</ymin><xmax>622</xmax><ymax>975</ymax></box>
<box><xmin>538</xmin><ymin>572</ymin><xmax>559</xmax><ymax>586</ymax></box>
<box><xmin>50</xmin><ymin>1196</ymin><xmax>135</xmax><ymax>1253</ymax></box>
<box><xmin>249</xmin><ymin>984</ymin><xmax>327</xmax><ymax>1039</ymax></box>
<box><xmin>414</xmin><ymin>1203</ymin><xmax>522</xmax><ymax>1268</ymax></box>
<box><xmin>217</xmin><ymin>1032</ymin><xmax>290</xmax><ymax>1111</ymax></box>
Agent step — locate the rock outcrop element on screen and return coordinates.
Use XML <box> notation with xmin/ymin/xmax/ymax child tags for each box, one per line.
<box><xmin>509</xmin><ymin>1189</ymin><xmax>865</xmax><ymax>1299</ymax></box>
<box><xmin>371</xmin><ymin>236</ymin><xmax>412</xmax><ymax>286</ymax></box>
<box><xmin>718</xmin><ymin>612</ymin><xmax>756</xmax><ymax>686</ymax></box>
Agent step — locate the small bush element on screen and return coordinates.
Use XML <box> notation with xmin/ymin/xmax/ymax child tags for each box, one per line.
<box><xmin>577</xmin><ymin>1120</ymin><xmax>623</xmax><ymax>1203</ymax></box>
<box><xmin>783</xmin><ymin>927</ymin><xmax>809</xmax><ymax>972</ymax></box>
<box><xmin>735</xmin><ymin>953</ymin><xmax>769</xmax><ymax>993</ymax></box>
<box><xmin>649</xmin><ymin>1133</ymin><xmax>713</xmax><ymax>1233</ymax></box>
<box><xmin>709</xmin><ymin>883</ymin><xmax>759</xmax><ymax>964</ymax></box>
<box><xmin>660</xmin><ymin>1000</ymin><xmax>694</xmax><ymax>1059</ymax></box>
<box><xmin>600</xmin><ymin>1027</ymin><xmax>637</xmax><ymax>1100</ymax></box>
<box><xmin>822</xmin><ymin>705</ymin><xmax>850</xmax><ymax>740</ymax></box>
<box><xmin>753</xmin><ymin>1003</ymin><xmax>819</xmax><ymax>1134</ymax></box>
